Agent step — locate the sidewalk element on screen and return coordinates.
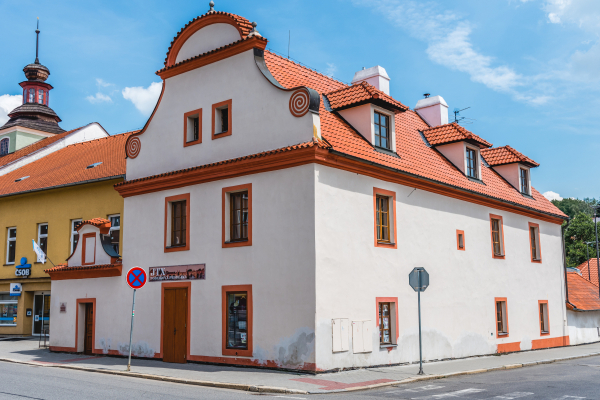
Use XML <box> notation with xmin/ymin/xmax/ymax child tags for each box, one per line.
<box><xmin>0</xmin><ymin>339</ymin><xmax>599</xmax><ymax>394</ymax></box>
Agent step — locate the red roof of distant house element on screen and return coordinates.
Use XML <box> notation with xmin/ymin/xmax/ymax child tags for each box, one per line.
<box><xmin>325</xmin><ymin>82</ymin><xmax>408</xmax><ymax>112</ymax></box>
<box><xmin>0</xmin><ymin>131</ymin><xmax>135</xmax><ymax>197</ymax></box>
<box><xmin>421</xmin><ymin>122</ymin><xmax>492</xmax><ymax>148</ymax></box>
<box><xmin>577</xmin><ymin>258</ymin><xmax>600</xmax><ymax>286</ymax></box>
<box><xmin>567</xmin><ymin>270</ymin><xmax>600</xmax><ymax>311</ymax></box>
<box><xmin>481</xmin><ymin>145</ymin><xmax>539</xmax><ymax>167</ymax></box>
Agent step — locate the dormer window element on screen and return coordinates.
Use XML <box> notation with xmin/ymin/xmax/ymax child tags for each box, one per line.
<box><xmin>374</xmin><ymin>111</ymin><xmax>390</xmax><ymax>149</ymax></box>
<box><xmin>0</xmin><ymin>138</ymin><xmax>9</xmax><ymax>155</ymax></box>
<box><xmin>520</xmin><ymin>167</ymin><xmax>529</xmax><ymax>195</ymax></box>
<box><xmin>466</xmin><ymin>147</ymin><xmax>478</xmax><ymax>179</ymax></box>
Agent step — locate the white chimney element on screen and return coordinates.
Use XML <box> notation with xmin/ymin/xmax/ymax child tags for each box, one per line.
<box><xmin>351</xmin><ymin>66</ymin><xmax>390</xmax><ymax>95</ymax></box>
<box><xmin>415</xmin><ymin>95</ymin><xmax>448</xmax><ymax>127</ymax></box>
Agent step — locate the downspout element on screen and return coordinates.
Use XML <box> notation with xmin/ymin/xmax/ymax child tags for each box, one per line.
<box><xmin>562</xmin><ymin>219</ymin><xmax>571</xmax><ymax>342</ymax></box>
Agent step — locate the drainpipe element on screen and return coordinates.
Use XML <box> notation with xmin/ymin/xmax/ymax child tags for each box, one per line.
<box><xmin>562</xmin><ymin>219</ymin><xmax>572</xmax><ymax>303</ymax></box>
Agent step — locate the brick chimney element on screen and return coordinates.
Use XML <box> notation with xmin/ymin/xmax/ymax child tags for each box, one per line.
<box><xmin>351</xmin><ymin>66</ymin><xmax>390</xmax><ymax>95</ymax></box>
<box><xmin>415</xmin><ymin>94</ymin><xmax>448</xmax><ymax>127</ymax></box>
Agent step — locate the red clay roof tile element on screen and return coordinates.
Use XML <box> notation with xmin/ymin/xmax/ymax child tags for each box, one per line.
<box><xmin>481</xmin><ymin>145</ymin><xmax>539</xmax><ymax>167</ymax></box>
<box><xmin>567</xmin><ymin>270</ymin><xmax>600</xmax><ymax>311</ymax></box>
<box><xmin>577</xmin><ymin>258</ymin><xmax>600</xmax><ymax>286</ymax></box>
<box><xmin>325</xmin><ymin>82</ymin><xmax>408</xmax><ymax>112</ymax></box>
<box><xmin>422</xmin><ymin>122</ymin><xmax>492</xmax><ymax>148</ymax></box>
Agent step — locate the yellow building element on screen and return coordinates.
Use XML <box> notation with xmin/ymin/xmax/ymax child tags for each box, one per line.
<box><xmin>0</xmin><ymin>132</ymin><xmax>132</xmax><ymax>336</ymax></box>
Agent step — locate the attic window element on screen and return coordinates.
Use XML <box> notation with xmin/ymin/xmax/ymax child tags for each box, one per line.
<box><xmin>87</xmin><ymin>162</ymin><xmax>103</xmax><ymax>169</ymax></box>
<box><xmin>15</xmin><ymin>176</ymin><xmax>30</xmax><ymax>182</ymax></box>
<box><xmin>520</xmin><ymin>168</ymin><xmax>529</xmax><ymax>195</ymax></box>
<box><xmin>466</xmin><ymin>147</ymin><xmax>478</xmax><ymax>179</ymax></box>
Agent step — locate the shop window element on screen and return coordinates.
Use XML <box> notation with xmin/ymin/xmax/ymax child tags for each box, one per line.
<box><xmin>490</xmin><ymin>214</ymin><xmax>505</xmax><ymax>259</ymax></box>
<box><xmin>70</xmin><ymin>219</ymin><xmax>82</xmax><ymax>255</ymax></box>
<box><xmin>6</xmin><ymin>227</ymin><xmax>16</xmax><ymax>265</ymax></box>
<box><xmin>0</xmin><ymin>294</ymin><xmax>18</xmax><ymax>326</ymax></box>
<box><xmin>164</xmin><ymin>194</ymin><xmax>190</xmax><ymax>252</ymax></box>
<box><xmin>376</xmin><ymin>297</ymin><xmax>398</xmax><ymax>347</ymax></box>
<box><xmin>222</xmin><ymin>285</ymin><xmax>252</xmax><ymax>357</ymax></box>
<box><xmin>0</xmin><ymin>138</ymin><xmax>9</xmax><ymax>156</ymax></box>
<box><xmin>184</xmin><ymin>108</ymin><xmax>202</xmax><ymax>146</ymax></box>
<box><xmin>212</xmin><ymin>99</ymin><xmax>232</xmax><ymax>139</ymax></box>
<box><xmin>539</xmin><ymin>301</ymin><xmax>549</xmax><ymax>335</ymax></box>
<box><xmin>529</xmin><ymin>222</ymin><xmax>541</xmax><ymax>263</ymax></box>
<box><xmin>374</xmin><ymin>111</ymin><xmax>390</xmax><ymax>149</ymax></box>
<box><xmin>457</xmin><ymin>230</ymin><xmax>465</xmax><ymax>250</ymax></box>
<box><xmin>108</xmin><ymin>214</ymin><xmax>120</xmax><ymax>254</ymax></box>
<box><xmin>495</xmin><ymin>298</ymin><xmax>508</xmax><ymax>337</ymax></box>
<box><xmin>373</xmin><ymin>188</ymin><xmax>397</xmax><ymax>249</ymax></box>
<box><xmin>222</xmin><ymin>184</ymin><xmax>252</xmax><ymax>248</ymax></box>
<box><xmin>37</xmin><ymin>223</ymin><xmax>48</xmax><ymax>257</ymax></box>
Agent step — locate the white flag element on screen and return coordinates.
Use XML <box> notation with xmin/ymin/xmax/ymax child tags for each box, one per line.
<box><xmin>32</xmin><ymin>240</ymin><xmax>45</xmax><ymax>264</ymax></box>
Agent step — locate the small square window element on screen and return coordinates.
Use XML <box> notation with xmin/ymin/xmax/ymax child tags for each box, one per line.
<box><xmin>212</xmin><ymin>100</ymin><xmax>232</xmax><ymax>139</ymax></box>
<box><xmin>184</xmin><ymin>108</ymin><xmax>202</xmax><ymax>146</ymax></box>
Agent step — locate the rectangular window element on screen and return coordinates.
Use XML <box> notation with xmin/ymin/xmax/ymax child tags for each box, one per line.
<box><xmin>374</xmin><ymin>111</ymin><xmax>390</xmax><ymax>149</ymax></box>
<box><xmin>184</xmin><ymin>108</ymin><xmax>202</xmax><ymax>146</ymax></box>
<box><xmin>108</xmin><ymin>214</ymin><xmax>120</xmax><ymax>255</ymax></box>
<box><xmin>6</xmin><ymin>227</ymin><xmax>16</xmax><ymax>264</ymax></box>
<box><xmin>456</xmin><ymin>230</ymin><xmax>465</xmax><ymax>250</ymax></box>
<box><xmin>490</xmin><ymin>215</ymin><xmax>505</xmax><ymax>258</ymax></box>
<box><xmin>222</xmin><ymin>285</ymin><xmax>252</xmax><ymax>357</ymax></box>
<box><xmin>466</xmin><ymin>147</ymin><xmax>478</xmax><ymax>179</ymax></box>
<box><xmin>520</xmin><ymin>168</ymin><xmax>529</xmax><ymax>195</ymax></box>
<box><xmin>212</xmin><ymin>100</ymin><xmax>232</xmax><ymax>139</ymax></box>
<box><xmin>529</xmin><ymin>223</ymin><xmax>541</xmax><ymax>262</ymax></box>
<box><xmin>164</xmin><ymin>194</ymin><xmax>190</xmax><ymax>252</ymax></box>
<box><xmin>373</xmin><ymin>188</ymin><xmax>397</xmax><ymax>249</ymax></box>
<box><xmin>28</xmin><ymin>89</ymin><xmax>34</xmax><ymax>103</ymax></box>
<box><xmin>70</xmin><ymin>219</ymin><xmax>82</xmax><ymax>255</ymax></box>
<box><xmin>495</xmin><ymin>298</ymin><xmax>508</xmax><ymax>336</ymax></box>
<box><xmin>379</xmin><ymin>302</ymin><xmax>391</xmax><ymax>344</ymax></box>
<box><xmin>0</xmin><ymin>294</ymin><xmax>18</xmax><ymax>326</ymax></box>
<box><xmin>539</xmin><ymin>301</ymin><xmax>549</xmax><ymax>335</ymax></box>
<box><xmin>38</xmin><ymin>89</ymin><xmax>43</xmax><ymax>104</ymax></box>
<box><xmin>37</xmin><ymin>223</ymin><xmax>48</xmax><ymax>257</ymax></box>
<box><xmin>171</xmin><ymin>201</ymin><xmax>186</xmax><ymax>247</ymax></box>
<box><xmin>222</xmin><ymin>184</ymin><xmax>252</xmax><ymax>248</ymax></box>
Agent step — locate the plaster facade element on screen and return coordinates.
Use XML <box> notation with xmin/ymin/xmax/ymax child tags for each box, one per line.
<box><xmin>567</xmin><ymin>310</ymin><xmax>600</xmax><ymax>345</ymax></box>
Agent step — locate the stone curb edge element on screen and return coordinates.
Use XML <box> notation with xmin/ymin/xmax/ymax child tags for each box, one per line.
<box><xmin>317</xmin><ymin>351</ymin><xmax>600</xmax><ymax>394</ymax></box>
<box><xmin>1</xmin><ymin>351</ymin><xmax>599</xmax><ymax>396</ymax></box>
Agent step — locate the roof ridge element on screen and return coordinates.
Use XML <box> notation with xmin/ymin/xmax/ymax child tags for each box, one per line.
<box><xmin>64</xmin><ymin>130</ymin><xmax>135</xmax><ymax>149</ymax></box>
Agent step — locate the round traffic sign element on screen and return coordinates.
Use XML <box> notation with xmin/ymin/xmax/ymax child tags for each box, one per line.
<box><xmin>126</xmin><ymin>267</ymin><xmax>147</xmax><ymax>289</ymax></box>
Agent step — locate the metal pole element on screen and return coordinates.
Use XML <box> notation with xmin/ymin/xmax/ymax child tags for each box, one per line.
<box><xmin>41</xmin><ymin>293</ymin><xmax>45</xmax><ymax>339</ymax></box>
<box><xmin>595</xmin><ymin>211</ymin><xmax>600</xmax><ymax>299</ymax></box>
<box><xmin>417</xmin><ymin>280</ymin><xmax>423</xmax><ymax>375</ymax></box>
<box><xmin>127</xmin><ymin>289</ymin><xmax>136</xmax><ymax>371</ymax></box>
<box><xmin>587</xmin><ymin>244</ymin><xmax>591</xmax><ymax>280</ymax></box>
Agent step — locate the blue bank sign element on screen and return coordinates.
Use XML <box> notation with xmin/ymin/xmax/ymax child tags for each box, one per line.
<box><xmin>15</xmin><ymin>257</ymin><xmax>31</xmax><ymax>278</ymax></box>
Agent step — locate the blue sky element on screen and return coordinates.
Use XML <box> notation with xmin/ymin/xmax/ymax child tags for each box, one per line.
<box><xmin>0</xmin><ymin>0</ymin><xmax>598</xmax><ymax>200</ymax></box>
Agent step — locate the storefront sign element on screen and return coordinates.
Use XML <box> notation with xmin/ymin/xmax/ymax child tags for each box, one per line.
<box><xmin>15</xmin><ymin>257</ymin><xmax>31</xmax><ymax>278</ymax></box>
<box><xmin>149</xmin><ymin>264</ymin><xmax>206</xmax><ymax>282</ymax></box>
<box><xmin>10</xmin><ymin>283</ymin><xmax>22</xmax><ymax>296</ymax></box>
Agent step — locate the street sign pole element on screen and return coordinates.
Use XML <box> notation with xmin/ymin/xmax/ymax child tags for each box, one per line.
<box><xmin>127</xmin><ymin>288</ymin><xmax>136</xmax><ymax>372</ymax></box>
<box><xmin>417</xmin><ymin>284</ymin><xmax>423</xmax><ymax>375</ymax></box>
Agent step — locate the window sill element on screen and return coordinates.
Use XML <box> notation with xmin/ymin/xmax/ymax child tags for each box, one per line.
<box><xmin>466</xmin><ymin>176</ymin><xmax>486</xmax><ymax>185</ymax></box>
<box><xmin>380</xmin><ymin>344</ymin><xmax>397</xmax><ymax>349</ymax></box>
<box><xmin>225</xmin><ymin>239</ymin><xmax>248</xmax><ymax>244</ymax></box>
<box><xmin>3</xmin><ymin>264</ymin><xmax>15</xmax><ymax>267</ymax></box>
<box><xmin>497</xmin><ymin>333</ymin><xmax>508</xmax><ymax>337</ymax></box>
<box><xmin>373</xmin><ymin>146</ymin><xmax>400</xmax><ymax>158</ymax></box>
<box><xmin>166</xmin><ymin>245</ymin><xmax>187</xmax><ymax>249</ymax></box>
<box><xmin>214</xmin><ymin>131</ymin><xmax>229</xmax><ymax>136</ymax></box>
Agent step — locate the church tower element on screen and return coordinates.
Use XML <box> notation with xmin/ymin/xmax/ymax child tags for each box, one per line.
<box><xmin>0</xmin><ymin>20</ymin><xmax>64</xmax><ymax>155</ymax></box>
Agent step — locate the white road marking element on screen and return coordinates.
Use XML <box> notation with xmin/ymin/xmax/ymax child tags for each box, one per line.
<box><xmin>414</xmin><ymin>388</ymin><xmax>486</xmax><ymax>399</ymax></box>
<box><xmin>386</xmin><ymin>385</ymin><xmax>445</xmax><ymax>394</ymax></box>
<box><xmin>270</xmin><ymin>397</ymin><xmax>307</xmax><ymax>400</ymax></box>
<box><xmin>552</xmin><ymin>397</ymin><xmax>586</xmax><ymax>399</ymax></box>
<box><xmin>490</xmin><ymin>393</ymin><xmax>534</xmax><ymax>399</ymax></box>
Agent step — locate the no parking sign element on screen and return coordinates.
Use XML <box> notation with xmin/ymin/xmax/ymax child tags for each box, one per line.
<box><xmin>126</xmin><ymin>267</ymin><xmax>146</xmax><ymax>290</ymax></box>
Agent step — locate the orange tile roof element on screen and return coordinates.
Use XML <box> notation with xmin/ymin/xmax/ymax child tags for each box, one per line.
<box><xmin>45</xmin><ymin>263</ymin><xmax>120</xmax><ymax>273</ymax></box>
<box><xmin>77</xmin><ymin>218</ymin><xmax>111</xmax><ymax>232</ymax></box>
<box><xmin>567</xmin><ymin>270</ymin><xmax>600</xmax><ymax>311</ymax></box>
<box><xmin>577</xmin><ymin>258</ymin><xmax>600</xmax><ymax>286</ymax></box>
<box><xmin>422</xmin><ymin>122</ymin><xmax>492</xmax><ymax>148</ymax></box>
<box><xmin>325</xmin><ymin>82</ymin><xmax>408</xmax><ymax>112</ymax></box>
<box><xmin>0</xmin><ymin>126</ymin><xmax>82</xmax><ymax>168</ymax></box>
<box><xmin>261</xmin><ymin>50</ymin><xmax>565</xmax><ymax>220</ymax></box>
<box><xmin>0</xmin><ymin>131</ymin><xmax>135</xmax><ymax>197</ymax></box>
<box><xmin>481</xmin><ymin>145</ymin><xmax>539</xmax><ymax>167</ymax></box>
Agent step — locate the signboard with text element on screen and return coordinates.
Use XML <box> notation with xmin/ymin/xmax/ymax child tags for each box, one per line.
<box><xmin>149</xmin><ymin>264</ymin><xmax>206</xmax><ymax>282</ymax></box>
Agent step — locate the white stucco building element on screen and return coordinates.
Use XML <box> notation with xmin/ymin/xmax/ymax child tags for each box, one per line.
<box><xmin>48</xmin><ymin>5</ymin><xmax>570</xmax><ymax>371</ymax></box>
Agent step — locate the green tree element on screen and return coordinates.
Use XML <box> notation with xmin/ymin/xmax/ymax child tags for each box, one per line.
<box><xmin>553</xmin><ymin>197</ymin><xmax>598</xmax><ymax>219</ymax></box>
<box><xmin>564</xmin><ymin>212</ymin><xmax>598</xmax><ymax>268</ymax></box>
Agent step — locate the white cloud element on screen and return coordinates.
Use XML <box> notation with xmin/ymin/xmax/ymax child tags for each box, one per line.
<box><xmin>325</xmin><ymin>63</ymin><xmax>337</xmax><ymax>78</ymax></box>
<box><xmin>0</xmin><ymin>94</ymin><xmax>22</xmax><ymax>125</ymax></box>
<box><xmin>86</xmin><ymin>92</ymin><xmax>112</xmax><ymax>104</ymax></box>
<box><xmin>543</xmin><ymin>190</ymin><xmax>563</xmax><ymax>201</ymax></box>
<box><xmin>96</xmin><ymin>78</ymin><xmax>114</xmax><ymax>87</ymax></box>
<box><xmin>122</xmin><ymin>82</ymin><xmax>162</xmax><ymax>116</ymax></box>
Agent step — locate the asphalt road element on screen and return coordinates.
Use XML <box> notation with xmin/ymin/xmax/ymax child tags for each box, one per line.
<box><xmin>0</xmin><ymin>355</ymin><xmax>599</xmax><ymax>399</ymax></box>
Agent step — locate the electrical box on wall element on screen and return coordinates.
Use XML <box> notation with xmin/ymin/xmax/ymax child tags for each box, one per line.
<box><xmin>332</xmin><ymin>318</ymin><xmax>349</xmax><ymax>352</ymax></box>
<box><xmin>352</xmin><ymin>320</ymin><xmax>373</xmax><ymax>353</ymax></box>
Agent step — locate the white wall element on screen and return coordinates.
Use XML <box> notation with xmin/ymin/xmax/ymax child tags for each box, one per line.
<box><xmin>127</xmin><ymin>49</ymin><xmax>316</xmax><ymax>181</ymax></box>
<box><xmin>313</xmin><ymin>164</ymin><xmax>566</xmax><ymax>370</ymax></box>
<box><xmin>175</xmin><ymin>23</ymin><xmax>241</xmax><ymax>63</ymax></box>
<box><xmin>568</xmin><ymin>310</ymin><xmax>600</xmax><ymax>345</ymax></box>
<box><xmin>494</xmin><ymin>163</ymin><xmax>531</xmax><ymax>195</ymax></box>
<box><xmin>68</xmin><ymin>225</ymin><xmax>112</xmax><ymax>267</ymax></box>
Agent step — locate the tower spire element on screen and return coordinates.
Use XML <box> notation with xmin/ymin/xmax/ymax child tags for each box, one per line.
<box><xmin>35</xmin><ymin>17</ymin><xmax>40</xmax><ymax>64</ymax></box>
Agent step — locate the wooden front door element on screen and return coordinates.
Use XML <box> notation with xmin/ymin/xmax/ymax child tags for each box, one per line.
<box><xmin>84</xmin><ymin>303</ymin><xmax>93</xmax><ymax>355</ymax></box>
<box><xmin>163</xmin><ymin>288</ymin><xmax>187</xmax><ymax>363</ymax></box>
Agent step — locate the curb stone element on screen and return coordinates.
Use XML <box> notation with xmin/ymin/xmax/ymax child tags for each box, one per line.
<box><xmin>1</xmin><ymin>351</ymin><xmax>600</xmax><ymax>395</ymax></box>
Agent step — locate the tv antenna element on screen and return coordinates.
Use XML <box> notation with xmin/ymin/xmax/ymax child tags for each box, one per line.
<box><xmin>453</xmin><ymin>107</ymin><xmax>475</xmax><ymax>125</ymax></box>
